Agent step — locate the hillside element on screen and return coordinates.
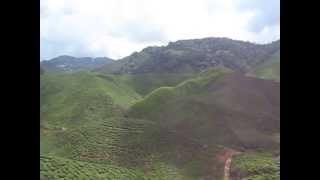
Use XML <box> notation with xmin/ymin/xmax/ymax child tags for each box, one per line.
<box><xmin>41</xmin><ymin>55</ymin><xmax>114</xmax><ymax>73</ymax></box>
<box><xmin>40</xmin><ymin>37</ymin><xmax>280</xmax><ymax>180</ymax></box>
<box><xmin>40</xmin><ymin>72</ymin><xmax>200</xmax><ymax>179</ymax></box>
<box><xmin>40</xmin><ymin>72</ymin><xmax>141</xmax><ymax>128</ymax></box>
<box><xmin>97</xmin><ymin>38</ymin><xmax>279</xmax><ymax>74</ymax></box>
<box><xmin>249</xmin><ymin>50</ymin><xmax>280</xmax><ymax>81</ymax></box>
<box><xmin>40</xmin><ymin>70</ymin><xmax>279</xmax><ymax>180</ymax></box>
<box><xmin>129</xmin><ymin>70</ymin><xmax>279</xmax><ymax>151</ymax></box>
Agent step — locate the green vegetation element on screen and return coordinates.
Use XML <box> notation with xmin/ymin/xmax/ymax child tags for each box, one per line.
<box><xmin>128</xmin><ymin>68</ymin><xmax>279</xmax><ymax>150</ymax></box>
<box><xmin>250</xmin><ymin>50</ymin><xmax>280</xmax><ymax>82</ymax></box>
<box><xmin>40</xmin><ymin>155</ymin><xmax>144</xmax><ymax>180</ymax></box>
<box><xmin>129</xmin><ymin>68</ymin><xmax>227</xmax><ymax>118</ymax></box>
<box><xmin>113</xmin><ymin>73</ymin><xmax>196</xmax><ymax>95</ymax></box>
<box><xmin>40</xmin><ymin>72</ymin><xmax>141</xmax><ymax>128</ymax></box>
<box><xmin>40</xmin><ymin>64</ymin><xmax>279</xmax><ymax>179</ymax></box>
<box><xmin>40</xmin><ymin>71</ymin><xmax>205</xmax><ymax>179</ymax></box>
<box><xmin>231</xmin><ymin>153</ymin><xmax>280</xmax><ymax>180</ymax></box>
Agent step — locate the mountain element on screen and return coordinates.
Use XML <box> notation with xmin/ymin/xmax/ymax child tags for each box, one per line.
<box><xmin>97</xmin><ymin>38</ymin><xmax>279</xmax><ymax>74</ymax></box>
<box><xmin>40</xmin><ymin>37</ymin><xmax>280</xmax><ymax>180</ymax></box>
<box><xmin>41</xmin><ymin>55</ymin><xmax>114</xmax><ymax>73</ymax></box>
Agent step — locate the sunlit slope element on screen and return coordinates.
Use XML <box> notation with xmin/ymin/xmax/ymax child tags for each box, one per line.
<box><xmin>129</xmin><ymin>70</ymin><xmax>280</xmax><ymax>150</ymax></box>
<box><xmin>40</xmin><ymin>72</ymin><xmax>141</xmax><ymax>128</ymax></box>
<box><xmin>40</xmin><ymin>72</ymin><xmax>141</xmax><ymax>160</ymax></box>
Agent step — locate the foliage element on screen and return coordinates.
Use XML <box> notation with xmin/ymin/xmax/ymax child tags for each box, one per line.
<box><xmin>231</xmin><ymin>153</ymin><xmax>280</xmax><ymax>180</ymax></box>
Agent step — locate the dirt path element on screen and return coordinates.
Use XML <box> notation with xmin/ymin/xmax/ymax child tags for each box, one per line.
<box><xmin>223</xmin><ymin>155</ymin><xmax>233</xmax><ymax>180</ymax></box>
<box><xmin>217</xmin><ymin>148</ymin><xmax>240</xmax><ymax>180</ymax></box>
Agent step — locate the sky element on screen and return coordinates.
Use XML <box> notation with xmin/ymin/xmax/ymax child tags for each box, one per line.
<box><xmin>40</xmin><ymin>0</ymin><xmax>280</xmax><ymax>60</ymax></box>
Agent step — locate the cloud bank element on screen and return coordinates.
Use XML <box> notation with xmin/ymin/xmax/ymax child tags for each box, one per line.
<box><xmin>40</xmin><ymin>0</ymin><xmax>280</xmax><ymax>60</ymax></box>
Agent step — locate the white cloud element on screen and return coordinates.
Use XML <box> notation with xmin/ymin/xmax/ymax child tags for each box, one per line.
<box><xmin>40</xmin><ymin>0</ymin><xmax>280</xmax><ymax>60</ymax></box>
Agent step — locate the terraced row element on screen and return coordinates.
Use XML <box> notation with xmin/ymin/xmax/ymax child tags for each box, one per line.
<box><xmin>42</xmin><ymin>116</ymin><xmax>156</xmax><ymax>164</ymax></box>
<box><xmin>40</xmin><ymin>155</ymin><xmax>190</xmax><ymax>180</ymax></box>
<box><xmin>40</xmin><ymin>155</ymin><xmax>144</xmax><ymax>180</ymax></box>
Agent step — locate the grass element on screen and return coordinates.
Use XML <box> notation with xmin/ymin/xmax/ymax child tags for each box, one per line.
<box><xmin>231</xmin><ymin>153</ymin><xmax>280</xmax><ymax>180</ymax></box>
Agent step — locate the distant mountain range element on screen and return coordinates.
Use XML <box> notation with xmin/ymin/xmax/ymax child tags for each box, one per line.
<box><xmin>96</xmin><ymin>37</ymin><xmax>279</xmax><ymax>76</ymax></box>
<box><xmin>41</xmin><ymin>55</ymin><xmax>114</xmax><ymax>73</ymax></box>
<box><xmin>41</xmin><ymin>38</ymin><xmax>279</xmax><ymax>80</ymax></box>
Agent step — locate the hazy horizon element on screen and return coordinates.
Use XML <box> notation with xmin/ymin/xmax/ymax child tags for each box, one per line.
<box><xmin>41</xmin><ymin>0</ymin><xmax>280</xmax><ymax>60</ymax></box>
<box><xmin>40</xmin><ymin>37</ymin><xmax>280</xmax><ymax>61</ymax></box>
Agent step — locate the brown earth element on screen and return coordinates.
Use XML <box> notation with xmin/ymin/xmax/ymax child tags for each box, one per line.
<box><xmin>217</xmin><ymin>148</ymin><xmax>241</xmax><ymax>180</ymax></box>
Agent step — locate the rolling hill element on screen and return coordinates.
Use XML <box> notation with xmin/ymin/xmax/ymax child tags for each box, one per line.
<box><xmin>40</xmin><ymin>37</ymin><xmax>280</xmax><ymax>180</ymax></box>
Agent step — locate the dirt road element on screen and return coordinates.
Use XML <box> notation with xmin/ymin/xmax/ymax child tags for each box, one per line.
<box><xmin>217</xmin><ymin>148</ymin><xmax>240</xmax><ymax>180</ymax></box>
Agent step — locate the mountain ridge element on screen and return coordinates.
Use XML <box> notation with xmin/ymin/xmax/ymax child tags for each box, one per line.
<box><xmin>41</xmin><ymin>55</ymin><xmax>114</xmax><ymax>73</ymax></box>
<box><xmin>96</xmin><ymin>37</ymin><xmax>279</xmax><ymax>75</ymax></box>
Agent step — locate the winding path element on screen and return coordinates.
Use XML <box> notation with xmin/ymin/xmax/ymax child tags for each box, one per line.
<box><xmin>219</xmin><ymin>149</ymin><xmax>241</xmax><ymax>180</ymax></box>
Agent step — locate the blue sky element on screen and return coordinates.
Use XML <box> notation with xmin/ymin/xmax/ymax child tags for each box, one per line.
<box><xmin>40</xmin><ymin>0</ymin><xmax>280</xmax><ymax>60</ymax></box>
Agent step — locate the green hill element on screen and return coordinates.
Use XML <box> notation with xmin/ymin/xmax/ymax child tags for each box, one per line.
<box><xmin>40</xmin><ymin>72</ymin><xmax>195</xmax><ymax>179</ymax></box>
<box><xmin>40</xmin><ymin>69</ymin><xmax>279</xmax><ymax>179</ymax></box>
<box><xmin>40</xmin><ymin>72</ymin><xmax>142</xmax><ymax>160</ymax></box>
<box><xmin>129</xmin><ymin>70</ymin><xmax>280</xmax><ymax>150</ymax></box>
<box><xmin>121</xmin><ymin>69</ymin><xmax>279</xmax><ymax>179</ymax></box>
<box><xmin>40</xmin><ymin>38</ymin><xmax>279</xmax><ymax>180</ymax></box>
<box><xmin>111</xmin><ymin>73</ymin><xmax>196</xmax><ymax>95</ymax></box>
<box><xmin>249</xmin><ymin>50</ymin><xmax>280</xmax><ymax>82</ymax></box>
<box><xmin>40</xmin><ymin>72</ymin><xmax>141</xmax><ymax>127</ymax></box>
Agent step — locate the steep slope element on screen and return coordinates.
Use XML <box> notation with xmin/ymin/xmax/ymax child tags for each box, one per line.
<box><xmin>129</xmin><ymin>71</ymin><xmax>280</xmax><ymax>150</ymax></box>
<box><xmin>110</xmin><ymin>69</ymin><xmax>279</xmax><ymax>179</ymax></box>
<box><xmin>249</xmin><ymin>50</ymin><xmax>280</xmax><ymax>82</ymax></box>
<box><xmin>41</xmin><ymin>55</ymin><xmax>114</xmax><ymax>73</ymax></box>
<box><xmin>97</xmin><ymin>38</ymin><xmax>279</xmax><ymax>74</ymax></box>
